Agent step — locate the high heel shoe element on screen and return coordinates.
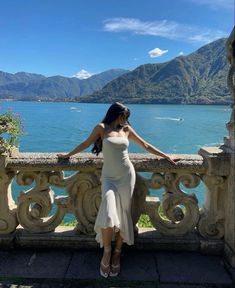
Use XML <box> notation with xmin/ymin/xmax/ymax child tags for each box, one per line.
<box><xmin>109</xmin><ymin>248</ymin><xmax>121</xmax><ymax>277</ymax></box>
<box><xmin>100</xmin><ymin>246</ymin><xmax>111</xmax><ymax>278</ymax></box>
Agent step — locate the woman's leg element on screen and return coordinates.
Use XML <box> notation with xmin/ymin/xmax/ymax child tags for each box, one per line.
<box><xmin>100</xmin><ymin>227</ymin><xmax>113</xmax><ymax>277</ymax></box>
<box><xmin>114</xmin><ymin>231</ymin><xmax>123</xmax><ymax>250</ymax></box>
<box><xmin>110</xmin><ymin>231</ymin><xmax>122</xmax><ymax>276</ymax></box>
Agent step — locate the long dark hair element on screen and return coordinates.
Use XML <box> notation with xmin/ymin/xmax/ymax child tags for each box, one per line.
<box><xmin>91</xmin><ymin>102</ymin><xmax>130</xmax><ymax>155</ymax></box>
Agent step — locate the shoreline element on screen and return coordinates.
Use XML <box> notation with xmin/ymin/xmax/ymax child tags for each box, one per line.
<box><xmin>0</xmin><ymin>99</ymin><xmax>232</xmax><ymax>106</ymax></box>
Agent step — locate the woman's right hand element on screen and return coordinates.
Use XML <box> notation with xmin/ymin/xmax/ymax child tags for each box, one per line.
<box><xmin>57</xmin><ymin>153</ymin><xmax>70</xmax><ymax>159</ymax></box>
<box><xmin>166</xmin><ymin>156</ymin><xmax>180</xmax><ymax>165</ymax></box>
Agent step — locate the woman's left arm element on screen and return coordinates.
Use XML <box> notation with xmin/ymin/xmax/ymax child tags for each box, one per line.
<box><xmin>128</xmin><ymin>125</ymin><xmax>179</xmax><ymax>164</ymax></box>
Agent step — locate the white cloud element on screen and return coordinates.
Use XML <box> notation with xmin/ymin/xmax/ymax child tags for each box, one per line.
<box><xmin>179</xmin><ymin>51</ymin><xmax>184</xmax><ymax>56</ymax></box>
<box><xmin>72</xmin><ymin>69</ymin><xmax>93</xmax><ymax>80</ymax></box>
<box><xmin>148</xmin><ymin>48</ymin><xmax>168</xmax><ymax>58</ymax></box>
<box><xmin>103</xmin><ymin>17</ymin><xmax>227</xmax><ymax>44</ymax></box>
<box><xmin>187</xmin><ymin>0</ymin><xmax>233</xmax><ymax>10</ymax></box>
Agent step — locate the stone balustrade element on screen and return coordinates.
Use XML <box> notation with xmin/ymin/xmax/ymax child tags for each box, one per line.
<box><xmin>0</xmin><ymin>150</ymin><xmax>229</xmax><ymax>246</ymax></box>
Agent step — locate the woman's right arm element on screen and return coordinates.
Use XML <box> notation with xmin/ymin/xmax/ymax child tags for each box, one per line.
<box><xmin>57</xmin><ymin>124</ymin><xmax>103</xmax><ymax>158</ymax></box>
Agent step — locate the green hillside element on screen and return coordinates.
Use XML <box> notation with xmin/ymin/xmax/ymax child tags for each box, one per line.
<box><xmin>0</xmin><ymin>69</ymin><xmax>128</xmax><ymax>99</ymax></box>
<box><xmin>78</xmin><ymin>38</ymin><xmax>231</xmax><ymax>104</ymax></box>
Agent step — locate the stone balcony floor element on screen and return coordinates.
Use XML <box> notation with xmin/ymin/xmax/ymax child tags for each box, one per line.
<box><xmin>0</xmin><ymin>248</ymin><xmax>233</xmax><ymax>288</ymax></box>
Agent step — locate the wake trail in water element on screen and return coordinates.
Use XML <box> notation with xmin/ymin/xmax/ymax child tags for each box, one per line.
<box><xmin>70</xmin><ymin>107</ymin><xmax>81</xmax><ymax>112</ymax></box>
<box><xmin>154</xmin><ymin>116</ymin><xmax>184</xmax><ymax>122</ymax></box>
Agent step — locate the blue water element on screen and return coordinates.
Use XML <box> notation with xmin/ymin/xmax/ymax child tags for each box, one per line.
<box><xmin>2</xmin><ymin>101</ymin><xmax>230</xmax><ymax>154</ymax></box>
<box><xmin>0</xmin><ymin>101</ymin><xmax>231</xmax><ymax>221</ymax></box>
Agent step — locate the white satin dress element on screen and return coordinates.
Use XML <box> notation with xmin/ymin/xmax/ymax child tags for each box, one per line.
<box><xmin>94</xmin><ymin>136</ymin><xmax>136</xmax><ymax>247</ymax></box>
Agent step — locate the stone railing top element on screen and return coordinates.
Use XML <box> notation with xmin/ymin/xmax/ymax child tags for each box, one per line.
<box><xmin>6</xmin><ymin>152</ymin><xmax>206</xmax><ymax>173</ymax></box>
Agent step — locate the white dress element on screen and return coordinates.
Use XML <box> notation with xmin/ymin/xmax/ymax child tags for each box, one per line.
<box><xmin>94</xmin><ymin>136</ymin><xmax>136</xmax><ymax>247</ymax></box>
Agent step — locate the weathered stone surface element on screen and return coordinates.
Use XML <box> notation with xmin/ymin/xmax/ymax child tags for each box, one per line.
<box><xmin>0</xmin><ymin>170</ymin><xmax>18</xmax><ymax>235</ymax></box>
<box><xmin>158</xmin><ymin>285</ymin><xmax>214</xmax><ymax>288</ymax></box>
<box><xmin>0</xmin><ymin>283</ymin><xmax>74</xmax><ymax>288</ymax></box>
<box><xmin>65</xmin><ymin>250</ymin><xmax>101</xmax><ymax>280</ymax></box>
<box><xmin>0</xmin><ymin>249</ymin><xmax>233</xmax><ymax>287</ymax></box>
<box><xmin>0</xmin><ymin>249</ymin><xmax>72</xmax><ymax>280</ymax></box>
<box><xmin>198</xmin><ymin>147</ymin><xmax>230</xmax><ymax>176</ymax></box>
<box><xmin>115</xmin><ymin>250</ymin><xmax>159</xmax><ymax>282</ymax></box>
<box><xmin>7</xmin><ymin>153</ymin><xmax>205</xmax><ymax>173</ymax></box>
<box><xmin>157</xmin><ymin>283</ymin><xmax>208</xmax><ymax>288</ymax></box>
<box><xmin>0</xmin><ymin>232</ymin><xmax>15</xmax><ymax>248</ymax></box>
<box><xmin>144</xmin><ymin>172</ymin><xmax>200</xmax><ymax>237</ymax></box>
<box><xmin>0</xmin><ymin>155</ymin><xmax>9</xmax><ymax>172</ymax></box>
<box><xmin>198</xmin><ymin>173</ymin><xmax>226</xmax><ymax>240</ymax></box>
<box><xmin>66</xmin><ymin>250</ymin><xmax>159</xmax><ymax>283</ymax></box>
<box><xmin>0</xmin><ymin>227</ymin><xmax>223</xmax><ymax>255</ymax></box>
<box><xmin>155</xmin><ymin>251</ymin><xmax>232</xmax><ymax>285</ymax></box>
<box><xmin>224</xmin><ymin>156</ymin><xmax>235</xmax><ymax>269</ymax></box>
<box><xmin>15</xmin><ymin>227</ymin><xmax>99</xmax><ymax>249</ymax></box>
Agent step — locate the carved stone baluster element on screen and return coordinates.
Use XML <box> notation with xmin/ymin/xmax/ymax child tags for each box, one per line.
<box><xmin>16</xmin><ymin>171</ymin><xmax>71</xmax><ymax>232</ymax></box>
<box><xmin>143</xmin><ymin>172</ymin><xmax>200</xmax><ymax>236</ymax></box>
<box><xmin>198</xmin><ymin>175</ymin><xmax>225</xmax><ymax>239</ymax></box>
<box><xmin>66</xmin><ymin>171</ymin><xmax>101</xmax><ymax>235</ymax></box>
<box><xmin>0</xmin><ymin>171</ymin><xmax>18</xmax><ymax>234</ymax></box>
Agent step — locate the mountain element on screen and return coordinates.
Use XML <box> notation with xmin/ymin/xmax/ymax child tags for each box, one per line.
<box><xmin>78</xmin><ymin>38</ymin><xmax>231</xmax><ymax>104</ymax></box>
<box><xmin>0</xmin><ymin>69</ymin><xmax>128</xmax><ymax>100</ymax></box>
<box><xmin>0</xmin><ymin>71</ymin><xmax>45</xmax><ymax>86</ymax></box>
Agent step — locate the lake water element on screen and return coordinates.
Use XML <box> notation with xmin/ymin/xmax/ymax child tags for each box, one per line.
<box><xmin>1</xmin><ymin>101</ymin><xmax>230</xmax><ymax>154</ymax></box>
<box><xmin>0</xmin><ymin>101</ymin><xmax>231</xmax><ymax>221</ymax></box>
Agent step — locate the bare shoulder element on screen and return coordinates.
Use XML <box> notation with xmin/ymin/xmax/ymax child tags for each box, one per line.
<box><xmin>123</xmin><ymin>124</ymin><xmax>134</xmax><ymax>137</ymax></box>
<box><xmin>95</xmin><ymin>123</ymin><xmax>105</xmax><ymax>134</ymax></box>
<box><xmin>96</xmin><ymin>122</ymin><xmax>105</xmax><ymax>129</ymax></box>
<box><xmin>124</xmin><ymin>124</ymin><xmax>133</xmax><ymax>132</ymax></box>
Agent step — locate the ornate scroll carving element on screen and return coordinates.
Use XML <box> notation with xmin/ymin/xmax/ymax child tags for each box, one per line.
<box><xmin>198</xmin><ymin>175</ymin><xmax>225</xmax><ymax>239</ymax></box>
<box><xmin>66</xmin><ymin>171</ymin><xmax>101</xmax><ymax>235</ymax></box>
<box><xmin>143</xmin><ymin>172</ymin><xmax>200</xmax><ymax>236</ymax></box>
<box><xmin>0</xmin><ymin>171</ymin><xmax>18</xmax><ymax>234</ymax></box>
<box><xmin>16</xmin><ymin>171</ymin><xmax>71</xmax><ymax>233</ymax></box>
<box><xmin>15</xmin><ymin>169</ymin><xmax>103</xmax><ymax>235</ymax></box>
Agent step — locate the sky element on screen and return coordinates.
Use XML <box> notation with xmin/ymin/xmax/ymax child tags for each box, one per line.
<box><xmin>0</xmin><ymin>0</ymin><xmax>234</xmax><ymax>78</ymax></box>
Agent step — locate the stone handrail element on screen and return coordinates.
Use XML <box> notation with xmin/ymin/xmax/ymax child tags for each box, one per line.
<box><xmin>0</xmin><ymin>150</ymin><xmax>229</xmax><ymax>244</ymax></box>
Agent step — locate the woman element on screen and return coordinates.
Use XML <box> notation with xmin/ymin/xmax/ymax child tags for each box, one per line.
<box><xmin>57</xmin><ymin>102</ymin><xmax>178</xmax><ymax>278</ymax></box>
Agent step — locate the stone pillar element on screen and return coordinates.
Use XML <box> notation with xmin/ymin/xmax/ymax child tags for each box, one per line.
<box><xmin>198</xmin><ymin>147</ymin><xmax>229</xmax><ymax>241</ymax></box>
<box><xmin>221</xmin><ymin>27</ymin><xmax>235</xmax><ymax>274</ymax></box>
